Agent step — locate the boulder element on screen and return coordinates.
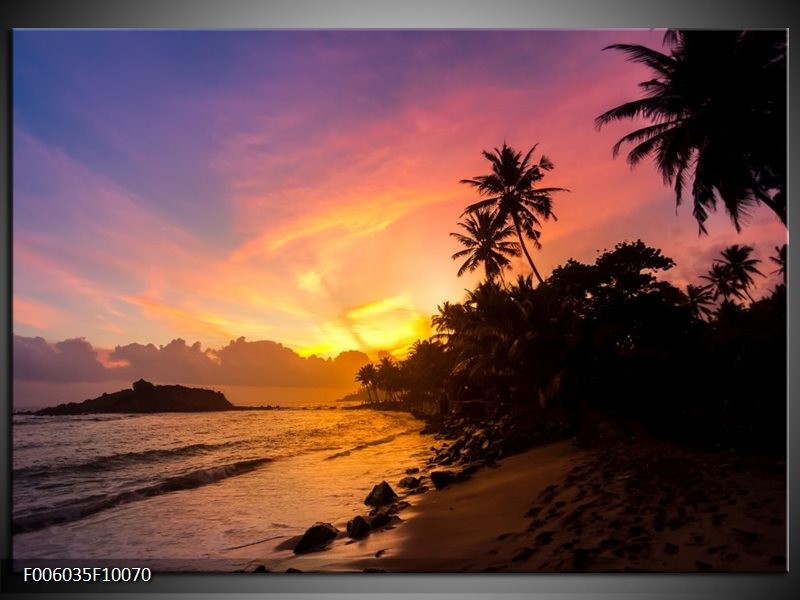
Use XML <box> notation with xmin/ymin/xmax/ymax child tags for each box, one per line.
<box><xmin>369</xmin><ymin>512</ymin><xmax>392</xmax><ymax>529</ymax></box>
<box><xmin>364</xmin><ymin>481</ymin><xmax>398</xmax><ymax>506</ymax></box>
<box><xmin>346</xmin><ymin>516</ymin><xmax>371</xmax><ymax>539</ymax></box>
<box><xmin>386</xmin><ymin>500</ymin><xmax>409</xmax><ymax>513</ymax></box>
<box><xmin>292</xmin><ymin>522</ymin><xmax>339</xmax><ymax>554</ymax></box>
<box><xmin>398</xmin><ymin>476</ymin><xmax>421</xmax><ymax>489</ymax></box>
<box><xmin>430</xmin><ymin>470</ymin><xmax>456</xmax><ymax>490</ymax></box>
<box><xmin>405</xmin><ymin>467</ymin><xmax>420</xmax><ymax>475</ymax></box>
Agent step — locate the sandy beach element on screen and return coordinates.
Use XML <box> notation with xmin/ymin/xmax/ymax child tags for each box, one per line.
<box><xmin>233</xmin><ymin>432</ymin><xmax>786</xmax><ymax>573</ymax></box>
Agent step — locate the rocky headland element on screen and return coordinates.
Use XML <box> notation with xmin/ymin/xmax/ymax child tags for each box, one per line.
<box><xmin>35</xmin><ymin>379</ymin><xmax>235</xmax><ymax>415</ymax></box>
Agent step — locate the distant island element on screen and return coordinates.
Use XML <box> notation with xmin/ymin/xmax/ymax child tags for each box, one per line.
<box><xmin>35</xmin><ymin>379</ymin><xmax>235</xmax><ymax>415</ymax></box>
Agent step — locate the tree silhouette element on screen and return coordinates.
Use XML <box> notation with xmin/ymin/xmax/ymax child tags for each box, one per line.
<box><xmin>432</xmin><ymin>301</ymin><xmax>469</xmax><ymax>344</ymax></box>
<box><xmin>355</xmin><ymin>363</ymin><xmax>379</xmax><ymax>404</ymax></box>
<box><xmin>683</xmin><ymin>283</ymin><xmax>715</xmax><ymax>321</ymax></box>
<box><xmin>595</xmin><ymin>30</ymin><xmax>786</xmax><ymax>234</ymax></box>
<box><xmin>450</xmin><ymin>208</ymin><xmax>521</xmax><ymax>282</ymax></box>
<box><xmin>716</xmin><ymin>244</ymin><xmax>764</xmax><ymax>302</ymax></box>
<box><xmin>460</xmin><ymin>142</ymin><xmax>567</xmax><ymax>284</ymax></box>
<box><xmin>401</xmin><ymin>339</ymin><xmax>452</xmax><ymax>411</ymax></box>
<box><xmin>699</xmin><ymin>244</ymin><xmax>764</xmax><ymax>303</ymax></box>
<box><xmin>362</xmin><ymin>236</ymin><xmax>784</xmax><ymax>454</ymax></box>
<box><xmin>701</xmin><ymin>262</ymin><xmax>742</xmax><ymax>302</ymax></box>
<box><xmin>376</xmin><ymin>356</ymin><xmax>402</xmax><ymax>403</ymax></box>
<box><xmin>770</xmin><ymin>243</ymin><xmax>787</xmax><ymax>283</ymax></box>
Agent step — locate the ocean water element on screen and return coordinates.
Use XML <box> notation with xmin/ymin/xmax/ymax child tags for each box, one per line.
<box><xmin>12</xmin><ymin>399</ymin><xmax>435</xmax><ymax>571</ymax></box>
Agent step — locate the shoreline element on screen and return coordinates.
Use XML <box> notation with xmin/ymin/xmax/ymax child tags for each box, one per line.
<box><xmin>234</xmin><ymin>429</ymin><xmax>786</xmax><ymax>573</ymax></box>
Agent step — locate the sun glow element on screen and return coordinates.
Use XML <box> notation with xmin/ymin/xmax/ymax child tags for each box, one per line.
<box><xmin>335</xmin><ymin>295</ymin><xmax>433</xmax><ymax>358</ymax></box>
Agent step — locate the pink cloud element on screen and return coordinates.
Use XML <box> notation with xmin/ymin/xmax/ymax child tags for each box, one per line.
<box><xmin>13</xmin><ymin>296</ymin><xmax>65</xmax><ymax>331</ymax></box>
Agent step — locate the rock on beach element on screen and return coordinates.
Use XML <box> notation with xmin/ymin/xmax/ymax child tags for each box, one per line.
<box><xmin>365</xmin><ymin>481</ymin><xmax>398</xmax><ymax>506</ymax></box>
<box><xmin>293</xmin><ymin>522</ymin><xmax>340</xmax><ymax>554</ymax></box>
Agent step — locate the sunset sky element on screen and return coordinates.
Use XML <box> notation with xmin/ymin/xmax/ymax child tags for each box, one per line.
<box><xmin>13</xmin><ymin>29</ymin><xmax>786</xmax><ymax>378</ymax></box>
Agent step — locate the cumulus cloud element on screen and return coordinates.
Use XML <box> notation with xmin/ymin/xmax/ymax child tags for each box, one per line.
<box><xmin>13</xmin><ymin>336</ymin><xmax>110</xmax><ymax>382</ymax></box>
<box><xmin>108</xmin><ymin>338</ymin><xmax>218</xmax><ymax>383</ymax></box>
<box><xmin>13</xmin><ymin>335</ymin><xmax>369</xmax><ymax>387</ymax></box>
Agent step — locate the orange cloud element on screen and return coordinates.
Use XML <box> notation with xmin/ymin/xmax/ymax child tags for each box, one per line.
<box><xmin>334</xmin><ymin>294</ymin><xmax>433</xmax><ymax>357</ymax></box>
<box><xmin>230</xmin><ymin>189</ymin><xmax>451</xmax><ymax>263</ymax></box>
<box><xmin>13</xmin><ymin>296</ymin><xmax>65</xmax><ymax>331</ymax></box>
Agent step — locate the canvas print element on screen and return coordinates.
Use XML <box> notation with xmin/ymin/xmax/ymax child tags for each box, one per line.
<box><xmin>12</xmin><ymin>29</ymin><xmax>786</xmax><ymax>573</ymax></box>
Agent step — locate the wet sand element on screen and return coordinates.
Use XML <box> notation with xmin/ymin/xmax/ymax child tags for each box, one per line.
<box><xmin>230</xmin><ymin>435</ymin><xmax>786</xmax><ymax>573</ymax></box>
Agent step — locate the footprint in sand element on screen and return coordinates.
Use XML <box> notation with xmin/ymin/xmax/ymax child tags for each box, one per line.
<box><xmin>527</xmin><ymin>518</ymin><xmax>546</xmax><ymax>531</ymax></box>
<box><xmin>540</xmin><ymin>484</ymin><xmax>558</xmax><ymax>499</ymax></box>
<box><xmin>512</xmin><ymin>547</ymin><xmax>536</xmax><ymax>562</ymax></box>
<box><xmin>733</xmin><ymin>528</ymin><xmax>761</xmax><ymax>544</ymax></box>
<box><xmin>711</xmin><ymin>513</ymin><xmax>727</xmax><ymax>526</ymax></box>
<box><xmin>526</xmin><ymin>506</ymin><xmax>543</xmax><ymax>517</ymax></box>
<box><xmin>535</xmin><ymin>531</ymin><xmax>555</xmax><ymax>545</ymax></box>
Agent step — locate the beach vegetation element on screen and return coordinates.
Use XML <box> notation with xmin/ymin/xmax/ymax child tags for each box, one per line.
<box><xmin>459</xmin><ymin>142</ymin><xmax>568</xmax><ymax>284</ymax></box>
<box><xmin>450</xmin><ymin>208</ymin><xmax>521</xmax><ymax>283</ymax></box>
<box><xmin>357</xmin><ymin>238</ymin><xmax>785</xmax><ymax>455</ymax></box>
<box><xmin>595</xmin><ymin>29</ymin><xmax>786</xmax><ymax>233</ymax></box>
<box><xmin>355</xmin><ymin>28</ymin><xmax>786</xmax><ymax>459</ymax></box>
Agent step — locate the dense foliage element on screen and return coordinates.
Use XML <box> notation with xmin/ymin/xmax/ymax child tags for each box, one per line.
<box><xmin>595</xmin><ymin>30</ymin><xmax>786</xmax><ymax>233</ymax></box>
<box><xmin>356</xmin><ymin>29</ymin><xmax>786</xmax><ymax>457</ymax></box>
<box><xmin>357</xmin><ymin>239</ymin><xmax>785</xmax><ymax>455</ymax></box>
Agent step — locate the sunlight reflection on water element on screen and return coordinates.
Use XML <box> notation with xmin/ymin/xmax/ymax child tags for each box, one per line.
<box><xmin>13</xmin><ymin>404</ymin><xmax>435</xmax><ymax>568</ymax></box>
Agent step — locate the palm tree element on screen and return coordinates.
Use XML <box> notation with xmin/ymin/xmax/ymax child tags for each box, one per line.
<box><xmin>717</xmin><ymin>244</ymin><xmax>764</xmax><ymax>302</ymax></box>
<box><xmin>376</xmin><ymin>356</ymin><xmax>401</xmax><ymax>403</ymax></box>
<box><xmin>432</xmin><ymin>301</ymin><xmax>466</xmax><ymax>340</ymax></box>
<box><xmin>770</xmin><ymin>243</ymin><xmax>787</xmax><ymax>283</ymax></box>
<box><xmin>355</xmin><ymin>363</ymin><xmax>379</xmax><ymax>404</ymax></box>
<box><xmin>460</xmin><ymin>142</ymin><xmax>568</xmax><ymax>284</ymax></box>
<box><xmin>701</xmin><ymin>263</ymin><xmax>742</xmax><ymax>302</ymax></box>
<box><xmin>700</xmin><ymin>245</ymin><xmax>764</xmax><ymax>303</ymax></box>
<box><xmin>595</xmin><ymin>30</ymin><xmax>786</xmax><ymax>234</ymax></box>
<box><xmin>683</xmin><ymin>283</ymin><xmax>715</xmax><ymax>321</ymax></box>
<box><xmin>402</xmin><ymin>340</ymin><xmax>450</xmax><ymax>398</ymax></box>
<box><xmin>450</xmin><ymin>208</ymin><xmax>521</xmax><ymax>283</ymax></box>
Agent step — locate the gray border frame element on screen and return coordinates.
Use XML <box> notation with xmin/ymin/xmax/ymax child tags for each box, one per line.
<box><xmin>1</xmin><ymin>1</ymin><xmax>795</xmax><ymax>598</ymax></box>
